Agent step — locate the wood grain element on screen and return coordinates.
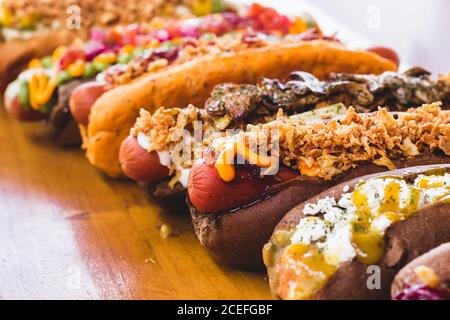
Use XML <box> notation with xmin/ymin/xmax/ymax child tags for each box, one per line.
<box><xmin>0</xmin><ymin>106</ymin><xmax>271</xmax><ymax>300</ymax></box>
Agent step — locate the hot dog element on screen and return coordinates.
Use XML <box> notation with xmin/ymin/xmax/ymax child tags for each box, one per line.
<box><xmin>0</xmin><ymin>0</ymin><xmax>194</xmax><ymax>91</ymax></box>
<box><xmin>264</xmin><ymin>164</ymin><xmax>450</xmax><ymax>300</ymax></box>
<box><xmin>188</xmin><ymin>103</ymin><xmax>450</xmax><ymax>269</ymax></box>
<box><xmin>2</xmin><ymin>1</ymin><xmax>233</xmax><ymax>145</ymax></box>
<box><xmin>120</xmin><ymin>68</ymin><xmax>450</xmax><ymax>207</ymax></box>
<box><xmin>392</xmin><ymin>242</ymin><xmax>450</xmax><ymax>300</ymax></box>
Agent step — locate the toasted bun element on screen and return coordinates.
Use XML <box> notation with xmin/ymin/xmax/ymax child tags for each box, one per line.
<box><xmin>85</xmin><ymin>40</ymin><xmax>397</xmax><ymax>177</ymax></box>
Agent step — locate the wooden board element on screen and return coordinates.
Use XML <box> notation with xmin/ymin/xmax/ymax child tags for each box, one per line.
<box><xmin>0</xmin><ymin>106</ymin><xmax>272</xmax><ymax>299</ymax></box>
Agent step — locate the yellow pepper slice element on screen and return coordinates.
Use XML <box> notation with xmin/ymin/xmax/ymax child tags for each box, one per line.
<box><xmin>67</xmin><ymin>60</ymin><xmax>85</xmax><ymax>77</ymax></box>
<box><xmin>146</xmin><ymin>39</ymin><xmax>160</xmax><ymax>49</ymax></box>
<box><xmin>94</xmin><ymin>52</ymin><xmax>117</xmax><ymax>65</ymax></box>
<box><xmin>28</xmin><ymin>58</ymin><xmax>42</xmax><ymax>69</ymax></box>
<box><xmin>29</xmin><ymin>74</ymin><xmax>40</xmax><ymax>110</ymax></box>
<box><xmin>28</xmin><ymin>71</ymin><xmax>57</xmax><ymax>109</ymax></box>
<box><xmin>52</xmin><ymin>46</ymin><xmax>68</xmax><ymax>63</ymax></box>
<box><xmin>37</xmin><ymin>78</ymin><xmax>56</xmax><ymax>106</ymax></box>
<box><xmin>120</xmin><ymin>44</ymin><xmax>136</xmax><ymax>55</ymax></box>
<box><xmin>289</xmin><ymin>17</ymin><xmax>308</xmax><ymax>34</ymax></box>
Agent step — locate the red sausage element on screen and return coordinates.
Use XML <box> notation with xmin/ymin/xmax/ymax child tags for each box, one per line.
<box><xmin>188</xmin><ymin>160</ymin><xmax>279</xmax><ymax>213</ymax></box>
<box><xmin>119</xmin><ymin>135</ymin><xmax>170</xmax><ymax>183</ymax></box>
<box><xmin>4</xmin><ymin>95</ymin><xmax>45</xmax><ymax>122</ymax></box>
<box><xmin>367</xmin><ymin>46</ymin><xmax>400</xmax><ymax>67</ymax></box>
<box><xmin>69</xmin><ymin>82</ymin><xmax>108</xmax><ymax>125</ymax></box>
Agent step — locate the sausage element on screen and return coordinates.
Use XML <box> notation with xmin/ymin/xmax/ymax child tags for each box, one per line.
<box><xmin>367</xmin><ymin>46</ymin><xmax>400</xmax><ymax>67</ymax></box>
<box><xmin>265</xmin><ymin>164</ymin><xmax>450</xmax><ymax>300</ymax></box>
<box><xmin>4</xmin><ymin>95</ymin><xmax>46</xmax><ymax>122</ymax></box>
<box><xmin>189</xmin><ymin>161</ymin><xmax>298</xmax><ymax>213</ymax></box>
<box><xmin>119</xmin><ymin>135</ymin><xmax>169</xmax><ymax>183</ymax></box>
<box><xmin>189</xmin><ymin>153</ymin><xmax>449</xmax><ymax>270</ymax></box>
<box><xmin>188</xmin><ymin>161</ymin><xmax>276</xmax><ymax>213</ymax></box>
<box><xmin>69</xmin><ymin>82</ymin><xmax>108</xmax><ymax>126</ymax></box>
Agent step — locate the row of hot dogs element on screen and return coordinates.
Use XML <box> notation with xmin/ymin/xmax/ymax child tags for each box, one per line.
<box><xmin>2</xmin><ymin>1</ymin><xmax>449</xmax><ymax>300</ymax></box>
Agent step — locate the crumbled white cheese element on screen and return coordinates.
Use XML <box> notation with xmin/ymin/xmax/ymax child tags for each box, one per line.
<box><xmin>303</xmin><ymin>203</ymin><xmax>320</xmax><ymax>215</ymax></box>
<box><xmin>323</xmin><ymin>207</ymin><xmax>346</xmax><ymax>225</ymax></box>
<box><xmin>337</xmin><ymin>193</ymin><xmax>353</xmax><ymax>210</ymax></box>
<box><xmin>291</xmin><ymin>217</ymin><xmax>327</xmax><ymax>245</ymax></box>
<box><xmin>342</xmin><ymin>185</ymin><xmax>350</xmax><ymax>193</ymax></box>
<box><xmin>316</xmin><ymin>197</ymin><xmax>337</xmax><ymax>212</ymax></box>
<box><xmin>371</xmin><ymin>215</ymin><xmax>392</xmax><ymax>233</ymax></box>
<box><xmin>303</xmin><ymin>196</ymin><xmax>337</xmax><ymax>216</ymax></box>
<box><xmin>289</xmin><ymin>174</ymin><xmax>449</xmax><ymax>272</ymax></box>
<box><xmin>324</xmin><ymin>225</ymin><xmax>356</xmax><ymax>266</ymax></box>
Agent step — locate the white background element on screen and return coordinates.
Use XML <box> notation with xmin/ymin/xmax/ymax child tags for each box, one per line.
<box><xmin>235</xmin><ymin>0</ymin><xmax>450</xmax><ymax>75</ymax></box>
<box><xmin>310</xmin><ymin>0</ymin><xmax>450</xmax><ymax>75</ymax></box>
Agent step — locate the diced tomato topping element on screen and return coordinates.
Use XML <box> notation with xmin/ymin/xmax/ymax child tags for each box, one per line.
<box><xmin>59</xmin><ymin>48</ymin><xmax>86</xmax><ymax>70</ymax></box>
<box><xmin>246</xmin><ymin>3</ymin><xmax>292</xmax><ymax>34</ymax></box>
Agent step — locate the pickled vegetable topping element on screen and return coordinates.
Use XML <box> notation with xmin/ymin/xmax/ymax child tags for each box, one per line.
<box><xmin>265</xmin><ymin>171</ymin><xmax>450</xmax><ymax>300</ymax></box>
<box><xmin>102</xmin><ymin>4</ymin><xmax>320</xmax><ymax>86</ymax></box>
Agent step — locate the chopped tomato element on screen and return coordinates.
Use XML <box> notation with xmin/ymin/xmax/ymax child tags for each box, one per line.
<box><xmin>59</xmin><ymin>48</ymin><xmax>86</xmax><ymax>70</ymax></box>
<box><xmin>247</xmin><ymin>3</ymin><xmax>265</xmax><ymax>18</ymax></box>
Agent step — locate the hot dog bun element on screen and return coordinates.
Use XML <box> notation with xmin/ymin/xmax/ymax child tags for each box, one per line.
<box><xmin>265</xmin><ymin>164</ymin><xmax>450</xmax><ymax>300</ymax></box>
<box><xmin>85</xmin><ymin>40</ymin><xmax>397</xmax><ymax>177</ymax></box>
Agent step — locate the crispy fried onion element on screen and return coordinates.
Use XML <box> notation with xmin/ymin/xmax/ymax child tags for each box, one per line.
<box><xmin>239</xmin><ymin>102</ymin><xmax>449</xmax><ymax>180</ymax></box>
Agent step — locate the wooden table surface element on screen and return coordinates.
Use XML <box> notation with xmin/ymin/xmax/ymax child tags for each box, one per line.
<box><xmin>0</xmin><ymin>106</ymin><xmax>272</xmax><ymax>300</ymax></box>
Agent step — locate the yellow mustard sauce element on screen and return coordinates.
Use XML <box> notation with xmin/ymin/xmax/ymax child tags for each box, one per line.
<box><xmin>351</xmin><ymin>187</ymin><xmax>385</xmax><ymax>265</ymax></box>
<box><xmin>418</xmin><ymin>178</ymin><xmax>445</xmax><ymax>189</ymax></box>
